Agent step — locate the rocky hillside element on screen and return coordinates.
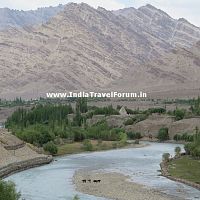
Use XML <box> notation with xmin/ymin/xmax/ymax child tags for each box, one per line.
<box><xmin>0</xmin><ymin>5</ymin><xmax>64</xmax><ymax>30</ymax></box>
<box><xmin>114</xmin><ymin>4</ymin><xmax>200</xmax><ymax>48</ymax></box>
<box><xmin>0</xmin><ymin>3</ymin><xmax>200</xmax><ymax>99</ymax></box>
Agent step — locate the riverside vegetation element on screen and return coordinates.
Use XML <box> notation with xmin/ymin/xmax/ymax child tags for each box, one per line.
<box><xmin>162</xmin><ymin>130</ymin><xmax>200</xmax><ymax>185</ymax></box>
<box><xmin>0</xmin><ymin>180</ymin><xmax>21</xmax><ymax>200</ymax></box>
<box><xmin>161</xmin><ymin>98</ymin><xmax>200</xmax><ymax>185</ymax></box>
<box><xmin>5</xmin><ymin>98</ymin><xmax>131</xmax><ymax>155</ymax></box>
<box><xmin>5</xmin><ymin>97</ymin><xmax>200</xmax><ymax>155</ymax></box>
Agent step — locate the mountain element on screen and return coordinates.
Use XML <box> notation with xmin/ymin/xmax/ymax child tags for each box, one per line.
<box><xmin>0</xmin><ymin>3</ymin><xmax>200</xmax><ymax>99</ymax></box>
<box><xmin>0</xmin><ymin>5</ymin><xmax>64</xmax><ymax>30</ymax></box>
<box><xmin>114</xmin><ymin>4</ymin><xmax>200</xmax><ymax>48</ymax></box>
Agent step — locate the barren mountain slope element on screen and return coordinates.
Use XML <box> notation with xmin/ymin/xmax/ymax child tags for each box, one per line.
<box><xmin>114</xmin><ymin>4</ymin><xmax>200</xmax><ymax>48</ymax></box>
<box><xmin>0</xmin><ymin>5</ymin><xmax>64</xmax><ymax>30</ymax></box>
<box><xmin>0</xmin><ymin>3</ymin><xmax>167</xmax><ymax>98</ymax></box>
<box><xmin>0</xmin><ymin>3</ymin><xmax>200</xmax><ymax>99</ymax></box>
<box><xmin>109</xmin><ymin>41</ymin><xmax>200</xmax><ymax>98</ymax></box>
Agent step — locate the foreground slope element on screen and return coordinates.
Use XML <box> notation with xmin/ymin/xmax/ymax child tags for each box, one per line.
<box><xmin>0</xmin><ymin>128</ymin><xmax>52</xmax><ymax>178</ymax></box>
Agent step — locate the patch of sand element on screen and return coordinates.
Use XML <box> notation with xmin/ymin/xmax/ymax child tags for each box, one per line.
<box><xmin>74</xmin><ymin>171</ymin><xmax>178</xmax><ymax>200</ymax></box>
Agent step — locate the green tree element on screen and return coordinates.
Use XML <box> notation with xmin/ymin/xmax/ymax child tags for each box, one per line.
<box><xmin>184</xmin><ymin>131</ymin><xmax>200</xmax><ymax>158</ymax></box>
<box><xmin>43</xmin><ymin>141</ymin><xmax>58</xmax><ymax>155</ymax></box>
<box><xmin>174</xmin><ymin>109</ymin><xmax>186</xmax><ymax>121</ymax></box>
<box><xmin>157</xmin><ymin>128</ymin><xmax>169</xmax><ymax>141</ymax></box>
<box><xmin>0</xmin><ymin>180</ymin><xmax>21</xmax><ymax>200</ymax></box>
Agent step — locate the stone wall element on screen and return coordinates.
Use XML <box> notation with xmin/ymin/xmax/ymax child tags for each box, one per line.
<box><xmin>4</xmin><ymin>142</ymin><xmax>26</xmax><ymax>150</ymax></box>
<box><xmin>0</xmin><ymin>156</ymin><xmax>53</xmax><ymax>179</ymax></box>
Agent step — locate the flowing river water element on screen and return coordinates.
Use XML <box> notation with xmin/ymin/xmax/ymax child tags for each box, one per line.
<box><xmin>6</xmin><ymin>142</ymin><xmax>200</xmax><ymax>200</ymax></box>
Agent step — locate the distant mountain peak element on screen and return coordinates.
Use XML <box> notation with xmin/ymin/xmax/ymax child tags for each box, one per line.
<box><xmin>0</xmin><ymin>2</ymin><xmax>200</xmax><ymax>98</ymax></box>
<box><xmin>145</xmin><ymin>4</ymin><xmax>157</xmax><ymax>9</ymax></box>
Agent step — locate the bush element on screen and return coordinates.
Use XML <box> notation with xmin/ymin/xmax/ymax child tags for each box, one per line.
<box><xmin>174</xmin><ymin>134</ymin><xmax>182</xmax><ymax>141</ymax></box>
<box><xmin>162</xmin><ymin>153</ymin><xmax>170</xmax><ymax>162</ymax></box>
<box><xmin>184</xmin><ymin>143</ymin><xmax>195</xmax><ymax>155</ymax></box>
<box><xmin>174</xmin><ymin>109</ymin><xmax>186</xmax><ymax>121</ymax></box>
<box><xmin>148</xmin><ymin>108</ymin><xmax>166</xmax><ymax>114</ymax></box>
<box><xmin>83</xmin><ymin>139</ymin><xmax>93</xmax><ymax>151</ymax></box>
<box><xmin>175</xmin><ymin>146</ymin><xmax>181</xmax><ymax>157</ymax></box>
<box><xmin>118</xmin><ymin>132</ymin><xmax>127</xmax><ymax>146</ymax></box>
<box><xmin>157</xmin><ymin>128</ymin><xmax>169</xmax><ymax>141</ymax></box>
<box><xmin>73</xmin><ymin>195</ymin><xmax>80</xmax><ymax>200</ymax></box>
<box><xmin>184</xmin><ymin>132</ymin><xmax>200</xmax><ymax>158</ymax></box>
<box><xmin>127</xmin><ymin>132</ymin><xmax>142</xmax><ymax>140</ymax></box>
<box><xmin>93</xmin><ymin>105</ymin><xmax>119</xmax><ymax>115</ymax></box>
<box><xmin>124</xmin><ymin>118</ymin><xmax>134</xmax><ymax>126</ymax></box>
<box><xmin>43</xmin><ymin>141</ymin><xmax>58</xmax><ymax>155</ymax></box>
<box><xmin>174</xmin><ymin>133</ymin><xmax>194</xmax><ymax>142</ymax></box>
<box><xmin>0</xmin><ymin>180</ymin><xmax>21</xmax><ymax>200</ymax></box>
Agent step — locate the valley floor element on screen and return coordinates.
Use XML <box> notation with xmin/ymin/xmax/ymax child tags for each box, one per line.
<box><xmin>56</xmin><ymin>140</ymin><xmax>147</xmax><ymax>156</ymax></box>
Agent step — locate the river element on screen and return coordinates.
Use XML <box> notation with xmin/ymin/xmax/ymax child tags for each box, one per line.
<box><xmin>6</xmin><ymin>142</ymin><xmax>200</xmax><ymax>200</ymax></box>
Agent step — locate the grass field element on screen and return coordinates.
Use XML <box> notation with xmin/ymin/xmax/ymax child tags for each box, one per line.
<box><xmin>57</xmin><ymin>140</ymin><xmax>118</xmax><ymax>156</ymax></box>
<box><xmin>168</xmin><ymin>156</ymin><xmax>200</xmax><ymax>184</ymax></box>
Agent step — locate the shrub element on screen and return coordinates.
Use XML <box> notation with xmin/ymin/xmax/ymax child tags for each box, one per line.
<box><xmin>162</xmin><ymin>153</ymin><xmax>170</xmax><ymax>162</ymax></box>
<box><xmin>93</xmin><ymin>105</ymin><xmax>119</xmax><ymax>115</ymax></box>
<box><xmin>174</xmin><ymin>134</ymin><xmax>182</xmax><ymax>141</ymax></box>
<box><xmin>43</xmin><ymin>141</ymin><xmax>58</xmax><ymax>155</ymax></box>
<box><xmin>148</xmin><ymin>108</ymin><xmax>166</xmax><ymax>114</ymax></box>
<box><xmin>124</xmin><ymin>118</ymin><xmax>134</xmax><ymax>126</ymax></box>
<box><xmin>83</xmin><ymin>139</ymin><xmax>93</xmax><ymax>151</ymax></box>
<box><xmin>73</xmin><ymin>195</ymin><xmax>80</xmax><ymax>200</ymax></box>
<box><xmin>174</xmin><ymin>109</ymin><xmax>186</xmax><ymax>121</ymax></box>
<box><xmin>0</xmin><ymin>180</ymin><xmax>21</xmax><ymax>200</ymax></box>
<box><xmin>157</xmin><ymin>128</ymin><xmax>169</xmax><ymax>141</ymax></box>
<box><xmin>174</xmin><ymin>133</ymin><xmax>194</xmax><ymax>142</ymax></box>
<box><xmin>175</xmin><ymin>146</ymin><xmax>181</xmax><ymax>157</ymax></box>
<box><xmin>127</xmin><ymin>132</ymin><xmax>142</xmax><ymax>140</ymax></box>
<box><xmin>184</xmin><ymin>132</ymin><xmax>200</xmax><ymax>158</ymax></box>
<box><xmin>184</xmin><ymin>143</ymin><xmax>195</xmax><ymax>155</ymax></box>
<box><xmin>119</xmin><ymin>132</ymin><xmax>127</xmax><ymax>142</ymax></box>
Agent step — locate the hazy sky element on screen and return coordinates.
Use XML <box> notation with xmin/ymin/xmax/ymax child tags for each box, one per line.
<box><xmin>0</xmin><ymin>0</ymin><xmax>199</xmax><ymax>27</ymax></box>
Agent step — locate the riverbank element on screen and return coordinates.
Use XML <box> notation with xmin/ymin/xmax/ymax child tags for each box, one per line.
<box><xmin>0</xmin><ymin>128</ymin><xmax>53</xmax><ymax>179</ymax></box>
<box><xmin>73</xmin><ymin>171</ymin><xmax>178</xmax><ymax>200</ymax></box>
<box><xmin>0</xmin><ymin>156</ymin><xmax>52</xmax><ymax>179</ymax></box>
<box><xmin>56</xmin><ymin>140</ymin><xmax>148</xmax><ymax>156</ymax></box>
<box><xmin>160</xmin><ymin>156</ymin><xmax>200</xmax><ymax>190</ymax></box>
